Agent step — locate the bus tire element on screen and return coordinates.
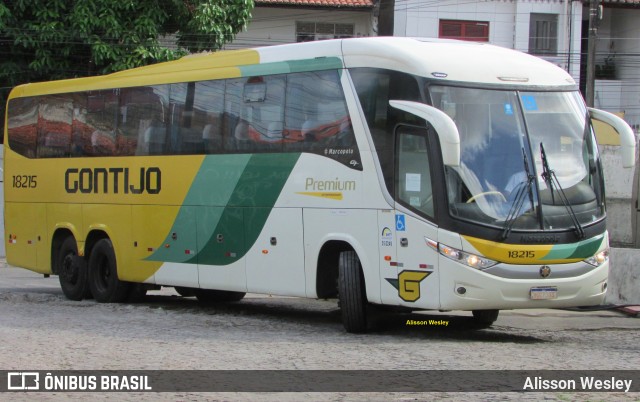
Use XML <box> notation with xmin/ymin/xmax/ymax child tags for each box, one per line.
<box><xmin>338</xmin><ymin>250</ymin><xmax>368</xmax><ymax>333</ymax></box>
<box><xmin>57</xmin><ymin>237</ymin><xmax>89</xmax><ymax>301</ymax></box>
<box><xmin>88</xmin><ymin>239</ymin><xmax>130</xmax><ymax>303</ymax></box>
<box><xmin>194</xmin><ymin>289</ymin><xmax>246</xmax><ymax>303</ymax></box>
<box><xmin>126</xmin><ymin>283</ymin><xmax>148</xmax><ymax>303</ymax></box>
<box><xmin>472</xmin><ymin>309</ymin><xmax>499</xmax><ymax>328</ymax></box>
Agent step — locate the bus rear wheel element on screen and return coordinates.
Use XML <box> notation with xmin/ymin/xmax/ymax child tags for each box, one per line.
<box><xmin>194</xmin><ymin>289</ymin><xmax>246</xmax><ymax>303</ymax></box>
<box><xmin>472</xmin><ymin>309</ymin><xmax>499</xmax><ymax>328</ymax></box>
<box><xmin>338</xmin><ymin>250</ymin><xmax>368</xmax><ymax>333</ymax></box>
<box><xmin>57</xmin><ymin>237</ymin><xmax>90</xmax><ymax>301</ymax></box>
<box><xmin>88</xmin><ymin>239</ymin><xmax>130</xmax><ymax>303</ymax></box>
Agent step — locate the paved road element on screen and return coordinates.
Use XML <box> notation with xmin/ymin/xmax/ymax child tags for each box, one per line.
<box><xmin>0</xmin><ymin>263</ymin><xmax>638</xmax><ymax>401</ymax></box>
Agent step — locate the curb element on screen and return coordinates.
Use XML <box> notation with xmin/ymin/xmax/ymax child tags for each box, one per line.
<box><xmin>617</xmin><ymin>305</ymin><xmax>640</xmax><ymax>317</ymax></box>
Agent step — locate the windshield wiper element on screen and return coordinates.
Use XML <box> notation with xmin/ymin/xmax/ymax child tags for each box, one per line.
<box><xmin>540</xmin><ymin>143</ymin><xmax>585</xmax><ymax>239</ymax></box>
<box><xmin>501</xmin><ymin>148</ymin><xmax>535</xmax><ymax>240</ymax></box>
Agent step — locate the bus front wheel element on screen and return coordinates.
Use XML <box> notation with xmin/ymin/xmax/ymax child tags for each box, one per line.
<box><xmin>338</xmin><ymin>250</ymin><xmax>368</xmax><ymax>333</ymax></box>
<box><xmin>57</xmin><ymin>237</ymin><xmax>90</xmax><ymax>301</ymax></box>
<box><xmin>88</xmin><ymin>239</ymin><xmax>130</xmax><ymax>303</ymax></box>
<box><xmin>472</xmin><ymin>309</ymin><xmax>499</xmax><ymax>328</ymax></box>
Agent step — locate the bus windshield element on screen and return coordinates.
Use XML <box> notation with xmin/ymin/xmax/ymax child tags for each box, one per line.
<box><xmin>431</xmin><ymin>86</ymin><xmax>604</xmax><ymax>233</ymax></box>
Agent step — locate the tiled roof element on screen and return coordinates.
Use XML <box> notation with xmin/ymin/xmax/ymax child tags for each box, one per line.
<box><xmin>256</xmin><ymin>0</ymin><xmax>374</xmax><ymax>8</ymax></box>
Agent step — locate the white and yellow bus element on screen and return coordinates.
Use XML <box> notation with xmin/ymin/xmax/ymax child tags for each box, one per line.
<box><xmin>4</xmin><ymin>37</ymin><xmax>635</xmax><ymax>332</ymax></box>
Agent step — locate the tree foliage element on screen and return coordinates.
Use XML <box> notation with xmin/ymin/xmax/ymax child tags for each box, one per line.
<box><xmin>0</xmin><ymin>0</ymin><xmax>253</xmax><ymax>128</ymax></box>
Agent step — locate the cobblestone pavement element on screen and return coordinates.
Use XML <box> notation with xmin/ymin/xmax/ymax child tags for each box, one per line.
<box><xmin>0</xmin><ymin>263</ymin><xmax>638</xmax><ymax>401</ymax></box>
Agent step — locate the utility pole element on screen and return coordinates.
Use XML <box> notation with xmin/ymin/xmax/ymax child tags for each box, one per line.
<box><xmin>585</xmin><ymin>0</ymin><xmax>600</xmax><ymax>107</ymax></box>
<box><xmin>377</xmin><ymin>0</ymin><xmax>395</xmax><ymax>36</ymax></box>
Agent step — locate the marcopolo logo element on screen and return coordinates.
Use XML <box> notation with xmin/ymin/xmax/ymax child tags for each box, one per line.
<box><xmin>65</xmin><ymin>167</ymin><xmax>161</xmax><ymax>195</ymax></box>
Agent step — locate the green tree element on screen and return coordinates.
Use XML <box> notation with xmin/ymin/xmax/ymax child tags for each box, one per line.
<box><xmin>0</xmin><ymin>0</ymin><xmax>253</xmax><ymax>129</ymax></box>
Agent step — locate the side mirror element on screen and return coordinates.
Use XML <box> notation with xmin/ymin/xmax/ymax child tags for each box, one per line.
<box><xmin>389</xmin><ymin>100</ymin><xmax>460</xmax><ymax>167</ymax></box>
<box><xmin>588</xmin><ymin>107</ymin><xmax>636</xmax><ymax>168</ymax></box>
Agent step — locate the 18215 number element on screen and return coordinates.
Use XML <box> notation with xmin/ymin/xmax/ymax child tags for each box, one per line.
<box><xmin>12</xmin><ymin>175</ymin><xmax>37</xmax><ymax>188</ymax></box>
<box><xmin>507</xmin><ymin>250</ymin><xmax>535</xmax><ymax>259</ymax></box>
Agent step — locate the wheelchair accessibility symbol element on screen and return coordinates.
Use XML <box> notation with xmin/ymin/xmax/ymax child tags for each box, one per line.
<box><xmin>395</xmin><ymin>214</ymin><xmax>406</xmax><ymax>232</ymax></box>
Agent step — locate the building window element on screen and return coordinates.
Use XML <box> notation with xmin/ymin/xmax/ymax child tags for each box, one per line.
<box><xmin>529</xmin><ymin>13</ymin><xmax>558</xmax><ymax>56</ymax></box>
<box><xmin>296</xmin><ymin>22</ymin><xmax>355</xmax><ymax>42</ymax></box>
<box><xmin>439</xmin><ymin>20</ymin><xmax>489</xmax><ymax>42</ymax></box>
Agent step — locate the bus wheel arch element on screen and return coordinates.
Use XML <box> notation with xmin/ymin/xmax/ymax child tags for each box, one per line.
<box><xmin>52</xmin><ymin>230</ymin><xmax>89</xmax><ymax>301</ymax></box>
<box><xmin>86</xmin><ymin>233</ymin><xmax>130</xmax><ymax>303</ymax></box>
<box><xmin>316</xmin><ymin>240</ymin><xmax>353</xmax><ymax>299</ymax></box>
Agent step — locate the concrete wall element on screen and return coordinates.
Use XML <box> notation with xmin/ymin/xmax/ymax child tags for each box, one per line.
<box><xmin>607</xmin><ymin>248</ymin><xmax>640</xmax><ymax>305</ymax></box>
<box><xmin>600</xmin><ymin>144</ymin><xmax>637</xmax><ymax>247</ymax></box>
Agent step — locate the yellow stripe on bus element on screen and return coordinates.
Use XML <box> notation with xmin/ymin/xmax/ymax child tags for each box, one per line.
<box><xmin>8</xmin><ymin>49</ymin><xmax>261</xmax><ymax>99</ymax></box>
<box><xmin>462</xmin><ymin>235</ymin><xmax>583</xmax><ymax>265</ymax></box>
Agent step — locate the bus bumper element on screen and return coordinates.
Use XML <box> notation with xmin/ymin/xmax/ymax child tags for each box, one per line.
<box><xmin>437</xmin><ymin>258</ymin><xmax>609</xmax><ymax>310</ymax></box>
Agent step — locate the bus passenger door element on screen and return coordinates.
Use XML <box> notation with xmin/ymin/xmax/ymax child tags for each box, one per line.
<box><xmin>392</xmin><ymin>125</ymin><xmax>440</xmax><ymax>309</ymax></box>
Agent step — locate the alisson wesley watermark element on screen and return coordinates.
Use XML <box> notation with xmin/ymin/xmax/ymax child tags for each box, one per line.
<box><xmin>406</xmin><ymin>319</ymin><xmax>449</xmax><ymax>327</ymax></box>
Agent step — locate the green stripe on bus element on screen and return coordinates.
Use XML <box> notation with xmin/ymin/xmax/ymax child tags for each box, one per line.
<box><xmin>239</xmin><ymin>58</ymin><xmax>343</xmax><ymax>77</ymax></box>
<box><xmin>147</xmin><ymin>153</ymin><xmax>300</xmax><ymax>265</ymax></box>
<box><xmin>541</xmin><ymin>234</ymin><xmax>605</xmax><ymax>261</ymax></box>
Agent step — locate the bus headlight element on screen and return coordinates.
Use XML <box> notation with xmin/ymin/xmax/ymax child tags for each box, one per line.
<box><xmin>584</xmin><ymin>249</ymin><xmax>609</xmax><ymax>267</ymax></box>
<box><xmin>436</xmin><ymin>242</ymin><xmax>498</xmax><ymax>270</ymax></box>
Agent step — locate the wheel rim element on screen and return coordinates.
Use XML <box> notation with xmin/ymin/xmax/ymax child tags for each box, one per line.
<box><xmin>60</xmin><ymin>253</ymin><xmax>78</xmax><ymax>285</ymax></box>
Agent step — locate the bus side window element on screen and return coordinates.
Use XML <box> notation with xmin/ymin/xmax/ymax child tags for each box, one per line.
<box><xmin>396</xmin><ymin>126</ymin><xmax>434</xmax><ymax>218</ymax></box>
<box><xmin>37</xmin><ymin>95</ymin><xmax>73</xmax><ymax>158</ymax></box>
<box><xmin>203</xmin><ymin>119</ymin><xmax>223</xmax><ymax>153</ymax></box>
<box><xmin>71</xmin><ymin>93</ymin><xmax>92</xmax><ymax>157</ymax></box>
<box><xmin>247</xmin><ymin>75</ymin><xmax>285</xmax><ymax>153</ymax></box>
<box><xmin>350</xmin><ymin>68</ymin><xmax>423</xmax><ymax>193</ymax></box>
<box><xmin>168</xmin><ymin>80</ymin><xmax>225</xmax><ymax>155</ymax></box>
<box><xmin>285</xmin><ymin>70</ymin><xmax>354</xmax><ymax>157</ymax></box>
<box><xmin>86</xmin><ymin>90</ymin><xmax>118</xmax><ymax>157</ymax></box>
<box><xmin>225</xmin><ymin>78</ymin><xmax>252</xmax><ymax>152</ymax></box>
<box><xmin>117</xmin><ymin>85</ymin><xmax>168</xmax><ymax>156</ymax></box>
<box><xmin>7</xmin><ymin>97</ymin><xmax>39</xmax><ymax>158</ymax></box>
<box><xmin>195</xmin><ymin>80</ymin><xmax>225</xmax><ymax>154</ymax></box>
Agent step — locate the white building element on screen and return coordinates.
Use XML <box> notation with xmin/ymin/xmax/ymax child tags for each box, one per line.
<box><xmin>228</xmin><ymin>0</ymin><xmax>377</xmax><ymax>49</ymax></box>
<box><xmin>394</xmin><ymin>1</ymin><xmax>586</xmax><ymax>85</ymax></box>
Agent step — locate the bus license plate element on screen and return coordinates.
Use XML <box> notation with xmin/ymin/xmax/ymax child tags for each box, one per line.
<box><xmin>530</xmin><ymin>286</ymin><xmax>557</xmax><ymax>300</ymax></box>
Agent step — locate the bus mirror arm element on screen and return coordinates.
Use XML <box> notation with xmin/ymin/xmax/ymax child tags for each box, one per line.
<box><xmin>588</xmin><ymin>107</ymin><xmax>636</xmax><ymax>168</ymax></box>
<box><xmin>389</xmin><ymin>100</ymin><xmax>461</xmax><ymax>167</ymax></box>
